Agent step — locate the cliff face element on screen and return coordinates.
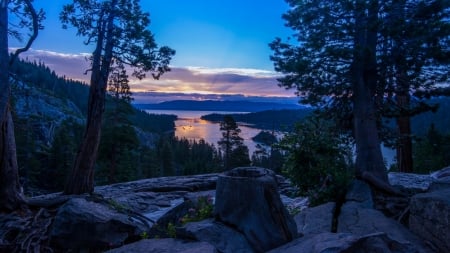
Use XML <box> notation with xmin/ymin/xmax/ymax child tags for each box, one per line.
<box><xmin>12</xmin><ymin>82</ymin><xmax>84</xmax><ymax>148</ymax></box>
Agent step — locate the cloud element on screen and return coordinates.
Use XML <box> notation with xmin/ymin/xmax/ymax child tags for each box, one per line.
<box><xmin>11</xmin><ymin>48</ymin><xmax>91</xmax><ymax>82</ymax></box>
<box><xmin>132</xmin><ymin>92</ymin><xmax>300</xmax><ymax>104</ymax></box>
<box><xmin>13</xmin><ymin>48</ymin><xmax>296</xmax><ymax>99</ymax></box>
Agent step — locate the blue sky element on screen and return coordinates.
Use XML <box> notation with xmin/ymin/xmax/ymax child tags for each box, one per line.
<box><xmin>10</xmin><ymin>0</ymin><xmax>297</xmax><ymax>103</ymax></box>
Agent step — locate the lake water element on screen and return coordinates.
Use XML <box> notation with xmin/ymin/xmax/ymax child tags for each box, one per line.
<box><xmin>145</xmin><ymin>110</ymin><xmax>266</xmax><ymax>154</ymax></box>
<box><xmin>145</xmin><ymin>109</ymin><xmax>396</xmax><ymax>166</ymax></box>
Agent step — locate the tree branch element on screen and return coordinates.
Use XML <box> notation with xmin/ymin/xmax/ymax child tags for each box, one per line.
<box><xmin>9</xmin><ymin>0</ymin><xmax>39</xmax><ymax>66</ymax></box>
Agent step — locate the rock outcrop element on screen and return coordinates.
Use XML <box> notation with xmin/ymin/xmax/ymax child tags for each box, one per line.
<box><xmin>2</xmin><ymin>167</ymin><xmax>450</xmax><ymax>252</ymax></box>
<box><xmin>105</xmin><ymin>238</ymin><xmax>217</xmax><ymax>253</ymax></box>
<box><xmin>50</xmin><ymin>198</ymin><xmax>147</xmax><ymax>250</ymax></box>
<box><xmin>215</xmin><ymin>167</ymin><xmax>297</xmax><ymax>252</ymax></box>
<box><xmin>409</xmin><ymin>189</ymin><xmax>450</xmax><ymax>252</ymax></box>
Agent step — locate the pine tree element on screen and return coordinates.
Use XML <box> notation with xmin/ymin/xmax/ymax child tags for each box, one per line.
<box><xmin>270</xmin><ymin>0</ymin><xmax>449</xmax><ymax>191</ymax></box>
<box><xmin>61</xmin><ymin>0</ymin><xmax>175</xmax><ymax>194</ymax></box>
<box><xmin>218</xmin><ymin>115</ymin><xmax>250</xmax><ymax>170</ymax></box>
<box><xmin>0</xmin><ymin>0</ymin><xmax>43</xmax><ymax>212</ymax></box>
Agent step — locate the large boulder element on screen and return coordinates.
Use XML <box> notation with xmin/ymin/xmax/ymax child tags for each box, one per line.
<box><xmin>50</xmin><ymin>198</ymin><xmax>146</xmax><ymax>251</ymax></box>
<box><xmin>105</xmin><ymin>238</ymin><xmax>217</xmax><ymax>253</ymax></box>
<box><xmin>409</xmin><ymin>189</ymin><xmax>450</xmax><ymax>252</ymax></box>
<box><xmin>177</xmin><ymin>219</ymin><xmax>254</xmax><ymax>253</ymax></box>
<box><xmin>215</xmin><ymin>167</ymin><xmax>297</xmax><ymax>252</ymax></box>
<box><xmin>294</xmin><ymin>202</ymin><xmax>335</xmax><ymax>235</ymax></box>
<box><xmin>338</xmin><ymin>201</ymin><xmax>432</xmax><ymax>252</ymax></box>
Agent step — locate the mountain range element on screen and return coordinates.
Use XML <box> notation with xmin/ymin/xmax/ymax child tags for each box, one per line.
<box><xmin>133</xmin><ymin>100</ymin><xmax>306</xmax><ymax>112</ymax></box>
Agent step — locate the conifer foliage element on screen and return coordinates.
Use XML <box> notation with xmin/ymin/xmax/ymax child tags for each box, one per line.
<box><xmin>271</xmin><ymin>0</ymin><xmax>449</xmax><ymax>187</ymax></box>
<box><xmin>60</xmin><ymin>0</ymin><xmax>175</xmax><ymax>194</ymax></box>
<box><xmin>218</xmin><ymin>115</ymin><xmax>251</xmax><ymax>170</ymax></box>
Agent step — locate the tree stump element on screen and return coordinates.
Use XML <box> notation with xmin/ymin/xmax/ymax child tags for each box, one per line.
<box><xmin>214</xmin><ymin>167</ymin><xmax>297</xmax><ymax>252</ymax></box>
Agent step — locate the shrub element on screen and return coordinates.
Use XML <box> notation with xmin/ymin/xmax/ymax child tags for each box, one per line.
<box><xmin>279</xmin><ymin>116</ymin><xmax>353</xmax><ymax>206</ymax></box>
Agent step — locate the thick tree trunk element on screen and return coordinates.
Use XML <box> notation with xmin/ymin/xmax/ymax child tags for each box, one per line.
<box><xmin>215</xmin><ymin>167</ymin><xmax>297</xmax><ymax>252</ymax></box>
<box><xmin>64</xmin><ymin>3</ymin><xmax>116</xmax><ymax>194</ymax></box>
<box><xmin>353</xmin><ymin>0</ymin><xmax>389</xmax><ymax>184</ymax></box>
<box><xmin>353</xmin><ymin>83</ymin><xmax>388</xmax><ymax>182</ymax></box>
<box><xmin>64</xmin><ymin>48</ymin><xmax>108</xmax><ymax>194</ymax></box>
<box><xmin>0</xmin><ymin>110</ymin><xmax>27</xmax><ymax>212</ymax></box>
<box><xmin>0</xmin><ymin>1</ymin><xmax>26</xmax><ymax>212</ymax></box>
<box><xmin>63</xmin><ymin>91</ymin><xmax>105</xmax><ymax>194</ymax></box>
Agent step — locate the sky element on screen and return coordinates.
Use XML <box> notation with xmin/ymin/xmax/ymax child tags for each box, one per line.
<box><xmin>9</xmin><ymin>0</ymin><xmax>297</xmax><ymax>103</ymax></box>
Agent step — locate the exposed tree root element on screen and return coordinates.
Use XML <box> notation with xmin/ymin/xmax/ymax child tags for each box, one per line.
<box><xmin>360</xmin><ymin>171</ymin><xmax>405</xmax><ymax>196</ymax></box>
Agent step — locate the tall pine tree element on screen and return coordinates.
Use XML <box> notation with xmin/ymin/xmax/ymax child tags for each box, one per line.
<box><xmin>61</xmin><ymin>0</ymin><xmax>175</xmax><ymax>194</ymax></box>
<box><xmin>218</xmin><ymin>115</ymin><xmax>250</xmax><ymax>170</ymax></box>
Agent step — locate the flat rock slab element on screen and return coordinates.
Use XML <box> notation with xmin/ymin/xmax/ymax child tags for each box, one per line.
<box><xmin>105</xmin><ymin>238</ymin><xmax>217</xmax><ymax>253</ymax></box>
<box><xmin>409</xmin><ymin>189</ymin><xmax>450</xmax><ymax>252</ymax></box>
<box><xmin>178</xmin><ymin>219</ymin><xmax>254</xmax><ymax>253</ymax></box>
<box><xmin>268</xmin><ymin>232</ymin><xmax>417</xmax><ymax>253</ymax></box>
<box><xmin>388</xmin><ymin>172</ymin><xmax>432</xmax><ymax>192</ymax></box>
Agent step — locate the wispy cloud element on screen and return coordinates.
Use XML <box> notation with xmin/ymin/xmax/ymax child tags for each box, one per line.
<box><xmin>13</xmin><ymin>48</ymin><xmax>296</xmax><ymax>99</ymax></box>
<box><xmin>11</xmin><ymin>48</ymin><xmax>91</xmax><ymax>82</ymax></box>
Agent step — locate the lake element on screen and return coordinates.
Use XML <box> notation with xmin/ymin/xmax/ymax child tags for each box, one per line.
<box><xmin>145</xmin><ymin>110</ymin><xmax>267</xmax><ymax>154</ymax></box>
<box><xmin>145</xmin><ymin>109</ymin><xmax>396</xmax><ymax>166</ymax></box>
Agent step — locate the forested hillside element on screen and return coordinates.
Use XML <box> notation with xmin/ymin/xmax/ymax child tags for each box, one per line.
<box><xmin>9</xmin><ymin>59</ymin><xmax>221</xmax><ymax>194</ymax></box>
<box><xmin>201</xmin><ymin>109</ymin><xmax>313</xmax><ymax>131</ymax></box>
<box><xmin>8</xmin><ymin>58</ymin><xmax>450</xmax><ymax>197</ymax></box>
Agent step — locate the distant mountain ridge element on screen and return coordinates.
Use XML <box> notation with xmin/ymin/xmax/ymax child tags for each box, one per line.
<box><xmin>134</xmin><ymin>100</ymin><xmax>305</xmax><ymax>112</ymax></box>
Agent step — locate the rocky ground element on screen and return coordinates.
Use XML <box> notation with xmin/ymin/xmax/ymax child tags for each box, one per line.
<box><xmin>1</xmin><ymin>167</ymin><xmax>449</xmax><ymax>253</ymax></box>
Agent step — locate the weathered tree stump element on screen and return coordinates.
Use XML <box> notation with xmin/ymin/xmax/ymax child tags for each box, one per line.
<box><xmin>214</xmin><ymin>167</ymin><xmax>297</xmax><ymax>252</ymax></box>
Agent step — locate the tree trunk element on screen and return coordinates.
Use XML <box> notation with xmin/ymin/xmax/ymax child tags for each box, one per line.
<box><xmin>396</xmin><ymin>92</ymin><xmax>413</xmax><ymax>173</ymax></box>
<box><xmin>64</xmin><ymin>2</ymin><xmax>117</xmax><ymax>194</ymax></box>
<box><xmin>0</xmin><ymin>0</ymin><xmax>26</xmax><ymax>212</ymax></box>
<box><xmin>392</xmin><ymin>0</ymin><xmax>413</xmax><ymax>173</ymax></box>
<box><xmin>353</xmin><ymin>0</ymin><xmax>389</xmax><ymax>184</ymax></box>
<box><xmin>215</xmin><ymin>167</ymin><xmax>297</xmax><ymax>252</ymax></box>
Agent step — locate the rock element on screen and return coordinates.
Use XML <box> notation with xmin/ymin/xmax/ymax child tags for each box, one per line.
<box><xmin>388</xmin><ymin>172</ymin><xmax>432</xmax><ymax>192</ymax></box>
<box><xmin>409</xmin><ymin>189</ymin><xmax>450</xmax><ymax>252</ymax></box>
<box><xmin>177</xmin><ymin>219</ymin><xmax>254</xmax><ymax>253</ymax></box>
<box><xmin>345</xmin><ymin>179</ymin><xmax>373</xmax><ymax>208</ymax></box>
<box><xmin>338</xmin><ymin>201</ymin><xmax>432</xmax><ymax>252</ymax></box>
<box><xmin>50</xmin><ymin>198</ymin><xmax>146</xmax><ymax>251</ymax></box>
<box><xmin>428</xmin><ymin>167</ymin><xmax>450</xmax><ymax>192</ymax></box>
<box><xmin>294</xmin><ymin>202</ymin><xmax>335</xmax><ymax>235</ymax></box>
<box><xmin>430</xmin><ymin>166</ymin><xmax>450</xmax><ymax>179</ymax></box>
<box><xmin>268</xmin><ymin>232</ymin><xmax>418</xmax><ymax>253</ymax></box>
<box><xmin>215</xmin><ymin>167</ymin><xmax>298</xmax><ymax>252</ymax></box>
<box><xmin>105</xmin><ymin>238</ymin><xmax>217</xmax><ymax>253</ymax></box>
<box><xmin>282</xmin><ymin>195</ymin><xmax>309</xmax><ymax>214</ymax></box>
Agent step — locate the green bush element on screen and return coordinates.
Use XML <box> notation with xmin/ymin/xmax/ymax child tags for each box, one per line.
<box><xmin>279</xmin><ymin>116</ymin><xmax>353</xmax><ymax>206</ymax></box>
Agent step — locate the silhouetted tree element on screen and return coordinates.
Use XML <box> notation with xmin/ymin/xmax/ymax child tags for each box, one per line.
<box><xmin>377</xmin><ymin>0</ymin><xmax>450</xmax><ymax>172</ymax></box>
<box><xmin>270</xmin><ymin>0</ymin><xmax>449</xmax><ymax>192</ymax></box>
<box><xmin>218</xmin><ymin>115</ymin><xmax>250</xmax><ymax>170</ymax></box>
<box><xmin>0</xmin><ymin>0</ymin><xmax>43</xmax><ymax>212</ymax></box>
<box><xmin>61</xmin><ymin>0</ymin><xmax>175</xmax><ymax>194</ymax></box>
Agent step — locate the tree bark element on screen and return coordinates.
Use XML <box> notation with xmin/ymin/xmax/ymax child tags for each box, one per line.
<box><xmin>0</xmin><ymin>0</ymin><xmax>26</xmax><ymax>212</ymax></box>
<box><xmin>396</xmin><ymin>92</ymin><xmax>413</xmax><ymax>173</ymax></box>
<box><xmin>64</xmin><ymin>1</ymin><xmax>117</xmax><ymax>194</ymax></box>
<box><xmin>392</xmin><ymin>0</ymin><xmax>413</xmax><ymax>173</ymax></box>
<box><xmin>215</xmin><ymin>167</ymin><xmax>297</xmax><ymax>252</ymax></box>
<box><xmin>353</xmin><ymin>0</ymin><xmax>389</xmax><ymax>184</ymax></box>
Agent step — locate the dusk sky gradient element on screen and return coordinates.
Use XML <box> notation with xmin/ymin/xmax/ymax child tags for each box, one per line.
<box><xmin>10</xmin><ymin>0</ymin><xmax>298</xmax><ymax>103</ymax></box>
